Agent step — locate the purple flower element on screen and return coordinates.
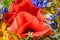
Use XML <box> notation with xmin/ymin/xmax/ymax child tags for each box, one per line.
<box><xmin>55</xmin><ymin>8</ymin><xmax>60</xmax><ymax>16</ymax></box>
<box><xmin>50</xmin><ymin>23</ymin><xmax>57</xmax><ymax>29</ymax></box>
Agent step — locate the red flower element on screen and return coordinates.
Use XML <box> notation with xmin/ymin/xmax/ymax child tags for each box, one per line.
<box><xmin>8</xmin><ymin>11</ymin><xmax>52</xmax><ymax>36</ymax></box>
<box><xmin>2</xmin><ymin>0</ymin><xmax>52</xmax><ymax>40</ymax></box>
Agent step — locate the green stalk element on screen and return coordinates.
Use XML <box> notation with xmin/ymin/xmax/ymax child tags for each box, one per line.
<box><xmin>10</xmin><ymin>33</ymin><xmax>18</xmax><ymax>40</ymax></box>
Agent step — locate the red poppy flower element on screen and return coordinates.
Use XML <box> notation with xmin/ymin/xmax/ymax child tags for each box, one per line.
<box><xmin>7</xmin><ymin>11</ymin><xmax>52</xmax><ymax>40</ymax></box>
<box><xmin>2</xmin><ymin>0</ymin><xmax>52</xmax><ymax>40</ymax></box>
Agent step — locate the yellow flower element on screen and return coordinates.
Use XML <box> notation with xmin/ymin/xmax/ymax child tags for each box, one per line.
<box><xmin>0</xmin><ymin>22</ymin><xmax>8</xmax><ymax>40</ymax></box>
<box><xmin>50</xmin><ymin>8</ymin><xmax>56</xmax><ymax>14</ymax></box>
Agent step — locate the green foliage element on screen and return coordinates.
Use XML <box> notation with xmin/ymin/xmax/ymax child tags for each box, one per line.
<box><xmin>20</xmin><ymin>32</ymin><xmax>32</xmax><ymax>40</ymax></box>
<box><xmin>10</xmin><ymin>33</ymin><xmax>18</xmax><ymax>40</ymax></box>
<box><xmin>2</xmin><ymin>0</ymin><xmax>13</xmax><ymax>9</ymax></box>
<box><xmin>54</xmin><ymin>15</ymin><xmax>60</xmax><ymax>28</ymax></box>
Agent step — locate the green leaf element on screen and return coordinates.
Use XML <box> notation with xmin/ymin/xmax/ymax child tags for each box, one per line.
<box><xmin>25</xmin><ymin>36</ymin><xmax>30</xmax><ymax>40</ymax></box>
<box><xmin>10</xmin><ymin>33</ymin><xmax>18</xmax><ymax>40</ymax></box>
<box><xmin>2</xmin><ymin>0</ymin><xmax>13</xmax><ymax>9</ymax></box>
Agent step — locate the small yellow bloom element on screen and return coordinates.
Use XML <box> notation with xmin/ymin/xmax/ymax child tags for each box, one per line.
<box><xmin>0</xmin><ymin>22</ymin><xmax>8</xmax><ymax>40</ymax></box>
<box><xmin>50</xmin><ymin>8</ymin><xmax>56</xmax><ymax>14</ymax></box>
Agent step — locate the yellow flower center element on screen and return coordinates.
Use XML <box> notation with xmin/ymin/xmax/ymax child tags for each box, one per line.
<box><xmin>0</xmin><ymin>31</ymin><xmax>3</xmax><ymax>37</ymax></box>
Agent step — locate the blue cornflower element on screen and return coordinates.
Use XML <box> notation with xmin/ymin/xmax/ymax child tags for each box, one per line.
<box><xmin>0</xmin><ymin>7</ymin><xmax>8</xmax><ymax>13</ymax></box>
<box><xmin>2</xmin><ymin>7</ymin><xmax>8</xmax><ymax>12</ymax></box>
<box><xmin>31</xmin><ymin>0</ymin><xmax>49</xmax><ymax>8</ymax></box>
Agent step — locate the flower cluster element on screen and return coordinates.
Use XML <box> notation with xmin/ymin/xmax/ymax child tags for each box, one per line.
<box><xmin>0</xmin><ymin>0</ymin><xmax>60</xmax><ymax>40</ymax></box>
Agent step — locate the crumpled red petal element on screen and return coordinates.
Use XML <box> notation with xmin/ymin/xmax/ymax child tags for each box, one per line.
<box><xmin>8</xmin><ymin>11</ymin><xmax>52</xmax><ymax>37</ymax></box>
